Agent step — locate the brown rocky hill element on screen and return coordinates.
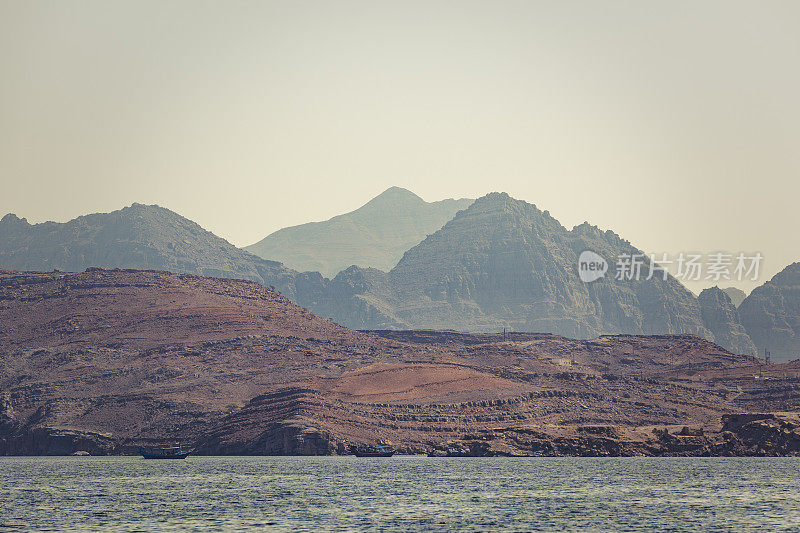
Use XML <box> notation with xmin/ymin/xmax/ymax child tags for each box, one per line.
<box><xmin>0</xmin><ymin>268</ymin><xmax>387</xmax><ymax>454</ymax></box>
<box><xmin>3</xmin><ymin>268</ymin><xmax>800</xmax><ymax>456</ymax></box>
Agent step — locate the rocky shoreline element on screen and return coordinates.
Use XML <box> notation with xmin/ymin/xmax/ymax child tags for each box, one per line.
<box><xmin>4</xmin><ymin>413</ymin><xmax>800</xmax><ymax>458</ymax></box>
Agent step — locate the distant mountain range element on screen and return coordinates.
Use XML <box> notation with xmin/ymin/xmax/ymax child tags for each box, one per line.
<box><xmin>1</xmin><ymin>189</ymin><xmax>796</xmax><ymax>360</ymax></box>
<box><xmin>0</xmin><ymin>203</ymin><xmax>324</xmax><ymax>305</ymax></box>
<box><xmin>245</xmin><ymin>187</ymin><xmax>473</xmax><ymax>277</ymax></box>
<box><xmin>312</xmin><ymin>193</ymin><xmax>740</xmax><ymax>345</ymax></box>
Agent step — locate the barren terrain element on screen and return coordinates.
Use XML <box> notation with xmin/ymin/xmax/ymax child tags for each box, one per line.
<box><xmin>2</xmin><ymin>268</ymin><xmax>800</xmax><ymax>456</ymax></box>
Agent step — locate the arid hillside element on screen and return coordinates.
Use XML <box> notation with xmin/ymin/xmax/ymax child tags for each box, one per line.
<box><xmin>2</xmin><ymin>268</ymin><xmax>800</xmax><ymax>456</ymax></box>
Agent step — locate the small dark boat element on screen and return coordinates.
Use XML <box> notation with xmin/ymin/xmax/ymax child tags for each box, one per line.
<box><xmin>138</xmin><ymin>444</ymin><xmax>193</xmax><ymax>459</ymax></box>
<box><xmin>350</xmin><ymin>444</ymin><xmax>395</xmax><ymax>457</ymax></box>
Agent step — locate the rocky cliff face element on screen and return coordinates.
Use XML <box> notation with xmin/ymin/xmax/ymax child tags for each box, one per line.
<box><xmin>246</xmin><ymin>187</ymin><xmax>473</xmax><ymax>277</ymax></box>
<box><xmin>323</xmin><ymin>193</ymin><xmax>715</xmax><ymax>341</ymax></box>
<box><xmin>311</xmin><ymin>266</ymin><xmax>403</xmax><ymax>330</ymax></box>
<box><xmin>739</xmin><ymin>263</ymin><xmax>800</xmax><ymax>362</ymax></box>
<box><xmin>0</xmin><ymin>204</ymin><xmax>326</xmax><ymax>308</ymax></box>
<box><xmin>698</xmin><ymin>287</ymin><xmax>757</xmax><ymax>356</ymax></box>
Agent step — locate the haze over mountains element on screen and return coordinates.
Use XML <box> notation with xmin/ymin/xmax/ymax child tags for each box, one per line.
<box><xmin>315</xmin><ymin>194</ymin><xmax>725</xmax><ymax>340</ymax></box>
<box><xmin>698</xmin><ymin>287</ymin><xmax>757</xmax><ymax>357</ymax></box>
<box><xmin>0</xmin><ymin>203</ymin><xmax>324</xmax><ymax>305</ymax></box>
<box><xmin>1</xmin><ymin>188</ymin><xmax>797</xmax><ymax>360</ymax></box>
<box><xmin>721</xmin><ymin>287</ymin><xmax>748</xmax><ymax>308</ymax></box>
<box><xmin>246</xmin><ymin>187</ymin><xmax>473</xmax><ymax>277</ymax></box>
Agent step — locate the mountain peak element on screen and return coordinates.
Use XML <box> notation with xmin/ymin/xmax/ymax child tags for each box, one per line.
<box><xmin>476</xmin><ymin>191</ymin><xmax>513</xmax><ymax>204</ymax></box>
<box><xmin>739</xmin><ymin>261</ymin><xmax>800</xmax><ymax>361</ymax></box>
<box><xmin>769</xmin><ymin>262</ymin><xmax>800</xmax><ymax>287</ymax></box>
<box><xmin>720</xmin><ymin>287</ymin><xmax>747</xmax><ymax>307</ymax></box>
<box><xmin>455</xmin><ymin>192</ymin><xmax>569</xmax><ymax>235</ymax></box>
<box><xmin>122</xmin><ymin>202</ymin><xmax>169</xmax><ymax>214</ymax></box>
<box><xmin>365</xmin><ymin>187</ymin><xmax>425</xmax><ymax>207</ymax></box>
<box><xmin>1</xmin><ymin>213</ymin><xmax>27</xmax><ymax>226</ymax></box>
<box><xmin>247</xmin><ymin>188</ymin><xmax>473</xmax><ymax>276</ymax></box>
<box><xmin>699</xmin><ymin>286</ymin><xmax>732</xmax><ymax>305</ymax></box>
<box><xmin>0</xmin><ymin>203</ymin><xmax>310</xmax><ymax>298</ymax></box>
<box><xmin>385</xmin><ymin>190</ymin><xmax>720</xmax><ymax>343</ymax></box>
<box><xmin>470</xmin><ymin>192</ymin><xmax>542</xmax><ymax>213</ymax></box>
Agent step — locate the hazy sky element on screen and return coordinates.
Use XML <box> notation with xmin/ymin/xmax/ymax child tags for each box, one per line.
<box><xmin>1</xmin><ymin>1</ymin><xmax>797</xmax><ymax>292</ymax></box>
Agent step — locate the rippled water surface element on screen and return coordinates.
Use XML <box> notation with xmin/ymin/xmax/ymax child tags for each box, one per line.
<box><xmin>2</xmin><ymin>456</ymin><xmax>800</xmax><ymax>531</ymax></box>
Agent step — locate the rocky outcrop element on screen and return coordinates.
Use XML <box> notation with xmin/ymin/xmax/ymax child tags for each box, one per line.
<box><xmin>421</xmin><ymin>414</ymin><xmax>800</xmax><ymax>457</ymax></box>
<box><xmin>197</xmin><ymin>389</ymin><xmax>346</xmax><ymax>455</ymax></box>
<box><xmin>739</xmin><ymin>263</ymin><xmax>800</xmax><ymax>362</ymax></box>
<box><xmin>714</xmin><ymin>413</ymin><xmax>800</xmax><ymax>455</ymax></box>
<box><xmin>0</xmin><ymin>396</ymin><xmax>19</xmax><ymax>449</ymax></box>
<box><xmin>0</xmin><ymin>427</ymin><xmax>118</xmax><ymax>456</ymax></box>
<box><xmin>246</xmin><ymin>187</ymin><xmax>473</xmax><ymax>277</ymax></box>
<box><xmin>698</xmin><ymin>287</ymin><xmax>757</xmax><ymax>356</ymax></box>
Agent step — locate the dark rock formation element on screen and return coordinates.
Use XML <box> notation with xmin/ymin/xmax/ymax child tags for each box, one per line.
<box><xmin>246</xmin><ymin>187</ymin><xmax>473</xmax><ymax>277</ymax></box>
<box><xmin>198</xmin><ymin>389</ymin><xmax>345</xmax><ymax>455</ymax></box>
<box><xmin>698</xmin><ymin>287</ymin><xmax>757</xmax><ymax>356</ymax></box>
<box><xmin>739</xmin><ymin>263</ymin><xmax>800</xmax><ymax>362</ymax></box>
<box><xmin>713</xmin><ymin>413</ymin><xmax>800</xmax><ymax>456</ymax></box>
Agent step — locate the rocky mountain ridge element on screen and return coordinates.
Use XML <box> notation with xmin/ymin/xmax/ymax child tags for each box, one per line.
<box><xmin>313</xmin><ymin>193</ymin><xmax>761</xmax><ymax>356</ymax></box>
<box><xmin>1</xmin><ymin>193</ymin><xmax>793</xmax><ymax>358</ymax></box>
<box><xmin>0</xmin><ymin>203</ymin><xmax>328</xmax><ymax>307</ymax></box>
<box><xmin>246</xmin><ymin>187</ymin><xmax>473</xmax><ymax>277</ymax></box>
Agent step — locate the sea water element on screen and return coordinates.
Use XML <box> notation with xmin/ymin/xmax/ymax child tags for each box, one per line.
<box><xmin>2</xmin><ymin>456</ymin><xmax>799</xmax><ymax>532</ymax></box>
